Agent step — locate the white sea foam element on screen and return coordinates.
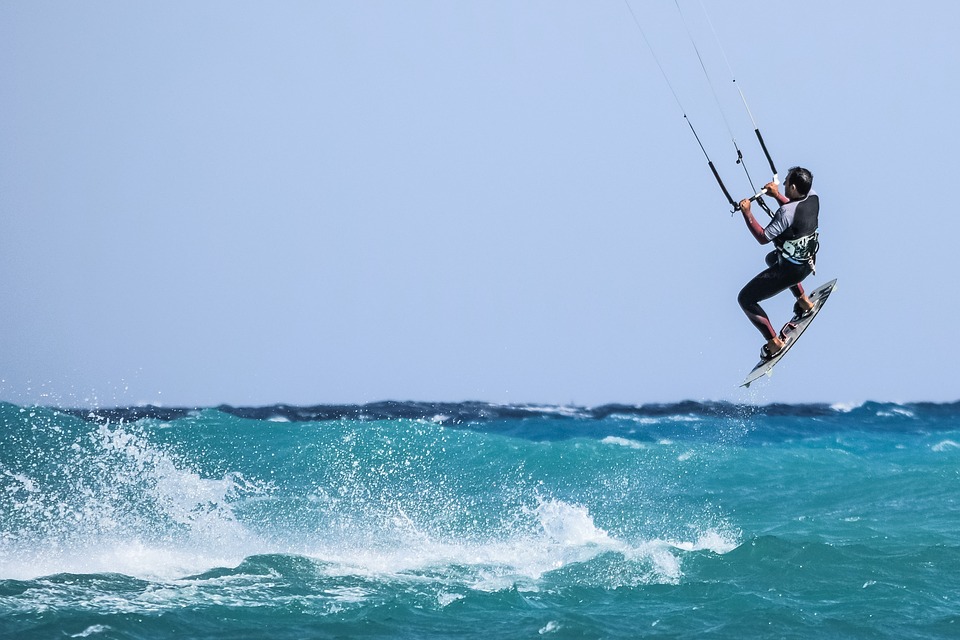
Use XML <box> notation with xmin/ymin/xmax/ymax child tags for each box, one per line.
<box><xmin>932</xmin><ymin>440</ymin><xmax>960</xmax><ymax>452</ymax></box>
<box><xmin>830</xmin><ymin>401</ymin><xmax>864</xmax><ymax>413</ymax></box>
<box><xmin>601</xmin><ymin>436</ymin><xmax>646</xmax><ymax>449</ymax></box>
<box><xmin>535</xmin><ymin>499</ymin><xmax>613</xmax><ymax>547</ymax></box>
<box><xmin>610</xmin><ymin>415</ymin><xmax>660</xmax><ymax>424</ymax></box>
<box><xmin>3</xmin><ymin>484</ymin><xmax>739</xmax><ymax>593</ymax></box>
<box><xmin>437</xmin><ymin>591</ymin><xmax>464</xmax><ymax>607</ymax></box>
<box><xmin>325</xmin><ymin>586</ymin><xmax>371</xmax><ymax>604</ymax></box>
<box><xmin>539</xmin><ymin>621</ymin><xmax>561</xmax><ymax>634</ymax></box>
<box><xmin>23</xmin><ymin>543</ymin><xmax>240</xmax><ymax>584</ymax></box>
<box><xmin>292</xmin><ymin>498</ymin><xmax>740</xmax><ymax>591</ymax></box>
<box><xmin>664</xmin><ymin>528</ymin><xmax>740</xmax><ymax>554</ymax></box>
<box><xmin>877</xmin><ymin>407</ymin><xmax>915</xmax><ymax>419</ymax></box>
<box><xmin>70</xmin><ymin>625</ymin><xmax>110</xmax><ymax>638</ymax></box>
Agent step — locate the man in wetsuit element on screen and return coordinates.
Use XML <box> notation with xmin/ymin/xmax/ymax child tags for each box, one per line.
<box><xmin>737</xmin><ymin>166</ymin><xmax>819</xmax><ymax>360</ymax></box>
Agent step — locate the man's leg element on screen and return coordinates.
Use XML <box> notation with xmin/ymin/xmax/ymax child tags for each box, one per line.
<box><xmin>738</xmin><ymin>258</ymin><xmax>806</xmax><ymax>355</ymax></box>
<box><xmin>738</xmin><ymin>269</ymin><xmax>782</xmax><ymax>342</ymax></box>
<box><xmin>790</xmin><ymin>280</ymin><xmax>814</xmax><ymax>315</ymax></box>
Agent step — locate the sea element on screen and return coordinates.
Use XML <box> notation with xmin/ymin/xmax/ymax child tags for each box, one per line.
<box><xmin>1</xmin><ymin>399</ymin><xmax>959</xmax><ymax>639</ymax></box>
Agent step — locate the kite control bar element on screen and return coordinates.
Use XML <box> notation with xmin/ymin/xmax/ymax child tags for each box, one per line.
<box><xmin>742</xmin><ymin>185</ymin><xmax>776</xmax><ymax>219</ymax></box>
<box><xmin>710</xmin><ymin>163</ymin><xmax>777</xmax><ymax>218</ymax></box>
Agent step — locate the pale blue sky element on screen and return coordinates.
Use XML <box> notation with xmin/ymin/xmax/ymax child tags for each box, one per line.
<box><xmin>2</xmin><ymin>1</ymin><xmax>957</xmax><ymax>408</ymax></box>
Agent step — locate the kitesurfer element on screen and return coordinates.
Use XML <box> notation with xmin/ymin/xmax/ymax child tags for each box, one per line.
<box><xmin>737</xmin><ymin>166</ymin><xmax>819</xmax><ymax>359</ymax></box>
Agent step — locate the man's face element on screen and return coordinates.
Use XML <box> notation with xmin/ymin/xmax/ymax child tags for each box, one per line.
<box><xmin>784</xmin><ymin>176</ymin><xmax>801</xmax><ymax>199</ymax></box>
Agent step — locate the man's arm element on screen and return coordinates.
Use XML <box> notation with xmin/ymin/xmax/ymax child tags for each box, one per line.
<box><xmin>739</xmin><ymin>199</ymin><xmax>771</xmax><ymax>245</ymax></box>
<box><xmin>764</xmin><ymin>181</ymin><xmax>790</xmax><ymax>206</ymax></box>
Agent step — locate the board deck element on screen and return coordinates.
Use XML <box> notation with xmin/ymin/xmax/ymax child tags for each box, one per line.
<box><xmin>741</xmin><ymin>278</ymin><xmax>837</xmax><ymax>388</ymax></box>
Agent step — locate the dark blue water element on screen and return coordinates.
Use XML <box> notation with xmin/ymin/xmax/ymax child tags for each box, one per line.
<box><xmin>2</xmin><ymin>400</ymin><xmax>959</xmax><ymax>639</ymax></box>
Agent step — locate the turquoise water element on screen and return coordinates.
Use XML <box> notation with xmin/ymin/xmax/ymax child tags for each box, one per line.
<box><xmin>2</xmin><ymin>401</ymin><xmax>959</xmax><ymax>639</ymax></box>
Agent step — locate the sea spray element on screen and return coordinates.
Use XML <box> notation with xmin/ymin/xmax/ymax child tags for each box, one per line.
<box><xmin>0</xmin><ymin>407</ymin><xmax>262</xmax><ymax>580</ymax></box>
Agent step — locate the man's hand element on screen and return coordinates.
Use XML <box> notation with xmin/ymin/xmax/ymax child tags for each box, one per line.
<box><xmin>739</xmin><ymin>198</ymin><xmax>752</xmax><ymax>215</ymax></box>
<box><xmin>764</xmin><ymin>181</ymin><xmax>789</xmax><ymax>205</ymax></box>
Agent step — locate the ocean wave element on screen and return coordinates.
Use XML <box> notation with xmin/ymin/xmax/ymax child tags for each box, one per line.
<box><xmin>31</xmin><ymin>398</ymin><xmax>959</xmax><ymax>431</ymax></box>
<box><xmin>0</xmin><ymin>403</ymin><xmax>741</xmax><ymax>588</ymax></box>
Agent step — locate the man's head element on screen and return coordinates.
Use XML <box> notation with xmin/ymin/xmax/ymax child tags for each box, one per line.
<box><xmin>785</xmin><ymin>166</ymin><xmax>813</xmax><ymax>197</ymax></box>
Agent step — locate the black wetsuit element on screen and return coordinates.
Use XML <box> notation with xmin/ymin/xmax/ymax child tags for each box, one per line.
<box><xmin>738</xmin><ymin>190</ymin><xmax>819</xmax><ymax>340</ymax></box>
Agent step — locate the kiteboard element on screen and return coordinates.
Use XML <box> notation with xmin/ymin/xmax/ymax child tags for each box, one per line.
<box><xmin>741</xmin><ymin>278</ymin><xmax>837</xmax><ymax>388</ymax></box>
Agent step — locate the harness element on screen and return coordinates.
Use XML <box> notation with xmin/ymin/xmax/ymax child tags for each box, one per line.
<box><xmin>778</xmin><ymin>230</ymin><xmax>819</xmax><ymax>273</ymax></box>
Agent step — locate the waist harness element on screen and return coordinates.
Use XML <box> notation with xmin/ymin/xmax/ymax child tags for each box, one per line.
<box><xmin>778</xmin><ymin>231</ymin><xmax>819</xmax><ymax>273</ymax></box>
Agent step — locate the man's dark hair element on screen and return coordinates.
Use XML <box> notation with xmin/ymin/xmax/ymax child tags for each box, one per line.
<box><xmin>786</xmin><ymin>166</ymin><xmax>813</xmax><ymax>196</ymax></box>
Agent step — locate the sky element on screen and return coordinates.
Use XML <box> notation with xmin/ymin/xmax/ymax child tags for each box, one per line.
<box><xmin>2</xmin><ymin>1</ymin><xmax>958</xmax><ymax>409</ymax></box>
